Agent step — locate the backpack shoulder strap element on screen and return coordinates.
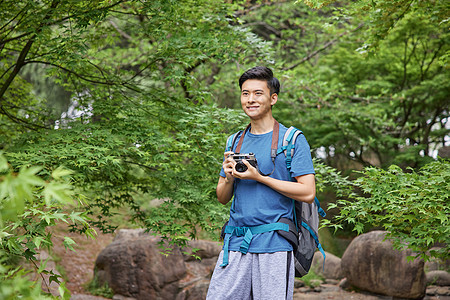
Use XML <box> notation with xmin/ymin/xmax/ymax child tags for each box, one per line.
<box><xmin>277</xmin><ymin>126</ymin><xmax>303</xmax><ymax>170</ymax></box>
<box><xmin>225</xmin><ymin>130</ymin><xmax>243</xmax><ymax>152</ymax></box>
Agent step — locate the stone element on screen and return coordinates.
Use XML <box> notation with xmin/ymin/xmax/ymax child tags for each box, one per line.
<box><xmin>338</xmin><ymin>278</ymin><xmax>351</xmax><ymax>290</ymax></box>
<box><xmin>94</xmin><ymin>229</ymin><xmax>223</xmax><ymax>300</ymax></box>
<box><xmin>294</xmin><ymin>278</ymin><xmax>305</xmax><ymax>288</ymax></box>
<box><xmin>311</xmin><ymin>251</ymin><xmax>343</xmax><ymax>280</ymax></box>
<box><xmin>427</xmin><ymin>270</ymin><xmax>450</xmax><ymax>286</ymax></box>
<box><xmin>341</xmin><ymin>230</ymin><xmax>426</xmax><ymax>299</ymax></box>
<box><xmin>94</xmin><ymin>232</ymin><xmax>187</xmax><ymax>300</ymax></box>
<box><xmin>182</xmin><ymin>239</ymin><xmax>222</xmax><ymax>261</ymax></box>
<box><xmin>70</xmin><ymin>295</ymin><xmax>111</xmax><ymax>300</ymax></box>
<box><xmin>176</xmin><ymin>279</ymin><xmax>210</xmax><ymax>300</ymax></box>
<box><xmin>436</xmin><ymin>286</ymin><xmax>450</xmax><ymax>296</ymax></box>
<box><xmin>112</xmin><ymin>295</ymin><xmax>137</xmax><ymax>300</ymax></box>
<box><xmin>424</xmin><ymin>247</ymin><xmax>450</xmax><ymax>272</ymax></box>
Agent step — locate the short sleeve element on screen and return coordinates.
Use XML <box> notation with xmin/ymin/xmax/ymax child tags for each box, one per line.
<box><xmin>289</xmin><ymin>133</ymin><xmax>315</xmax><ymax>178</ymax></box>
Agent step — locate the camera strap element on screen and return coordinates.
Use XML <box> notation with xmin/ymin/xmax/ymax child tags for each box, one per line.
<box><xmin>234</xmin><ymin>119</ymin><xmax>279</xmax><ymax>176</ymax></box>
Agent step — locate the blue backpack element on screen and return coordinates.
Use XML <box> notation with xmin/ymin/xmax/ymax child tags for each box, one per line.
<box><xmin>221</xmin><ymin>125</ymin><xmax>326</xmax><ymax>277</ymax></box>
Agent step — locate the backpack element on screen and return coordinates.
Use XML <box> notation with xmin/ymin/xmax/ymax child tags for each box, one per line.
<box><xmin>222</xmin><ymin>124</ymin><xmax>326</xmax><ymax>278</ymax></box>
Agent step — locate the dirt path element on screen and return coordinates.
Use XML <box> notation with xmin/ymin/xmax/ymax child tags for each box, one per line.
<box><xmin>51</xmin><ymin>223</ymin><xmax>114</xmax><ymax>295</ymax></box>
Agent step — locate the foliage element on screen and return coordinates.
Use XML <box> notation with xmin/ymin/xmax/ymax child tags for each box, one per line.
<box><xmin>237</xmin><ymin>1</ymin><xmax>449</xmax><ymax>169</ymax></box>
<box><xmin>301</xmin><ymin>0</ymin><xmax>449</xmax><ymax>50</ymax></box>
<box><xmin>329</xmin><ymin>159</ymin><xmax>450</xmax><ymax>261</ymax></box>
<box><xmin>299</xmin><ymin>268</ymin><xmax>324</xmax><ymax>287</ymax></box>
<box><xmin>86</xmin><ymin>272</ymin><xmax>114</xmax><ymax>299</ymax></box>
<box><xmin>0</xmin><ymin>0</ymin><xmax>449</xmax><ymax>295</ymax></box>
<box><xmin>0</xmin><ymin>0</ymin><xmax>266</xmax><ymax>295</ymax></box>
<box><xmin>1</xmin><ymin>0</ymin><xmax>267</xmax><ymax>240</ymax></box>
<box><xmin>0</xmin><ymin>154</ymin><xmax>92</xmax><ymax>299</ymax></box>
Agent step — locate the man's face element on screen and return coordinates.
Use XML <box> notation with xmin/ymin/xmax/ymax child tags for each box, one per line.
<box><xmin>240</xmin><ymin>79</ymin><xmax>278</xmax><ymax>120</ymax></box>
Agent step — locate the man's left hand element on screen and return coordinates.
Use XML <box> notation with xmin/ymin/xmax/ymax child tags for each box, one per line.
<box><xmin>232</xmin><ymin>159</ymin><xmax>260</xmax><ymax>181</ymax></box>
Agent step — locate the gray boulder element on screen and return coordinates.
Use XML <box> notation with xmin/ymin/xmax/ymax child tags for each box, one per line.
<box><xmin>311</xmin><ymin>251</ymin><xmax>343</xmax><ymax>280</ymax></box>
<box><xmin>341</xmin><ymin>230</ymin><xmax>426</xmax><ymax>299</ymax></box>
<box><xmin>94</xmin><ymin>229</ymin><xmax>221</xmax><ymax>300</ymax></box>
<box><xmin>427</xmin><ymin>270</ymin><xmax>450</xmax><ymax>286</ymax></box>
<box><xmin>424</xmin><ymin>247</ymin><xmax>450</xmax><ymax>272</ymax></box>
<box><xmin>95</xmin><ymin>232</ymin><xmax>187</xmax><ymax>300</ymax></box>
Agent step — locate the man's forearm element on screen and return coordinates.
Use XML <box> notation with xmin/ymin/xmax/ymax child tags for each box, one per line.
<box><xmin>216</xmin><ymin>176</ymin><xmax>234</xmax><ymax>204</ymax></box>
<box><xmin>257</xmin><ymin>174</ymin><xmax>316</xmax><ymax>203</ymax></box>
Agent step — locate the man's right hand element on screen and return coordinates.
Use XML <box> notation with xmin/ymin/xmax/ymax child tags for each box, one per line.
<box><xmin>222</xmin><ymin>151</ymin><xmax>236</xmax><ymax>183</ymax></box>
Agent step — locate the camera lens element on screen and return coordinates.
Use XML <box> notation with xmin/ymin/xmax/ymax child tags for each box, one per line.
<box><xmin>235</xmin><ymin>162</ymin><xmax>247</xmax><ymax>172</ymax></box>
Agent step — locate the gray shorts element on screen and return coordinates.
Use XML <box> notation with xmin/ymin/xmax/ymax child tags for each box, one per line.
<box><xmin>206</xmin><ymin>250</ymin><xmax>294</xmax><ymax>300</ymax></box>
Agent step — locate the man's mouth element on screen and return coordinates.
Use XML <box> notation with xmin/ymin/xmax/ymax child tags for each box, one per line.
<box><xmin>247</xmin><ymin>106</ymin><xmax>259</xmax><ymax>110</ymax></box>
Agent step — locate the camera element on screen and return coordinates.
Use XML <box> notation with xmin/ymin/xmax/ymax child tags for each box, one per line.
<box><xmin>232</xmin><ymin>153</ymin><xmax>258</xmax><ymax>172</ymax></box>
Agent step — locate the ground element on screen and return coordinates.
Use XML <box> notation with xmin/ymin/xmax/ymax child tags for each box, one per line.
<box><xmin>47</xmin><ymin>223</ymin><xmax>449</xmax><ymax>300</ymax></box>
<box><xmin>50</xmin><ymin>223</ymin><xmax>114</xmax><ymax>295</ymax></box>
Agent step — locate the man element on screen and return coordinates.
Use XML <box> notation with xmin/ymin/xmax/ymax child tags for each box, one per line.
<box><xmin>206</xmin><ymin>66</ymin><xmax>316</xmax><ymax>300</ymax></box>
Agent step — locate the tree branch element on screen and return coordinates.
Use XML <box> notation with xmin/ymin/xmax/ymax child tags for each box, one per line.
<box><xmin>0</xmin><ymin>0</ymin><xmax>61</xmax><ymax>103</ymax></box>
<box><xmin>282</xmin><ymin>23</ymin><xmax>364</xmax><ymax>71</ymax></box>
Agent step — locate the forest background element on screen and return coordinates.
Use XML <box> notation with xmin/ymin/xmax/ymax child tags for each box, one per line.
<box><xmin>0</xmin><ymin>0</ymin><xmax>449</xmax><ymax>298</ymax></box>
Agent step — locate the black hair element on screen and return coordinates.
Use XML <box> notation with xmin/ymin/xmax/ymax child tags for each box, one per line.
<box><xmin>238</xmin><ymin>66</ymin><xmax>280</xmax><ymax>95</ymax></box>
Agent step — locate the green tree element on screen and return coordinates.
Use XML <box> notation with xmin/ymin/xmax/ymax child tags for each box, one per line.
<box><xmin>328</xmin><ymin>159</ymin><xmax>450</xmax><ymax>261</ymax></box>
<box><xmin>0</xmin><ymin>154</ymin><xmax>92</xmax><ymax>299</ymax></box>
<box><xmin>235</xmin><ymin>1</ymin><xmax>449</xmax><ymax>168</ymax></box>
<box><xmin>1</xmin><ymin>0</ymin><xmax>273</xmax><ymax>239</ymax></box>
<box><xmin>0</xmin><ymin>0</ymin><xmax>274</xmax><ymax>296</ymax></box>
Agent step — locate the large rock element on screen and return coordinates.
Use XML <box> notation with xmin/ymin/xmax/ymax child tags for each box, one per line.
<box><xmin>341</xmin><ymin>231</ymin><xmax>426</xmax><ymax>299</ymax></box>
<box><xmin>425</xmin><ymin>247</ymin><xmax>450</xmax><ymax>272</ymax></box>
<box><xmin>427</xmin><ymin>270</ymin><xmax>450</xmax><ymax>286</ymax></box>
<box><xmin>94</xmin><ymin>231</ymin><xmax>187</xmax><ymax>300</ymax></box>
<box><xmin>94</xmin><ymin>229</ymin><xmax>222</xmax><ymax>300</ymax></box>
<box><xmin>311</xmin><ymin>251</ymin><xmax>343</xmax><ymax>280</ymax></box>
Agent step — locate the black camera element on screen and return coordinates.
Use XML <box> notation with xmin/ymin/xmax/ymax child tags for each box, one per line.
<box><xmin>232</xmin><ymin>153</ymin><xmax>258</xmax><ymax>172</ymax></box>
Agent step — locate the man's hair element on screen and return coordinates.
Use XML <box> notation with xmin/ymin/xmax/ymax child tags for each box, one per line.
<box><xmin>239</xmin><ymin>66</ymin><xmax>280</xmax><ymax>95</ymax></box>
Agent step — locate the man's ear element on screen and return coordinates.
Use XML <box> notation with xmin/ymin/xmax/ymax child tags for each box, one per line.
<box><xmin>271</xmin><ymin>93</ymin><xmax>278</xmax><ymax>106</ymax></box>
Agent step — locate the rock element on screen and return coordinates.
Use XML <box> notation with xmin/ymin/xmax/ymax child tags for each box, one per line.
<box><xmin>424</xmin><ymin>247</ymin><xmax>450</xmax><ymax>272</ymax></box>
<box><xmin>176</xmin><ymin>279</ymin><xmax>210</xmax><ymax>300</ymax></box>
<box><xmin>94</xmin><ymin>229</ymin><xmax>222</xmax><ymax>300</ymax></box>
<box><xmin>427</xmin><ymin>285</ymin><xmax>450</xmax><ymax>296</ymax></box>
<box><xmin>112</xmin><ymin>295</ymin><xmax>137</xmax><ymax>300</ymax></box>
<box><xmin>436</xmin><ymin>286</ymin><xmax>450</xmax><ymax>296</ymax></box>
<box><xmin>311</xmin><ymin>251</ymin><xmax>343</xmax><ymax>280</ymax></box>
<box><xmin>341</xmin><ymin>230</ymin><xmax>426</xmax><ymax>299</ymax></box>
<box><xmin>182</xmin><ymin>239</ymin><xmax>222</xmax><ymax>261</ymax></box>
<box><xmin>294</xmin><ymin>279</ymin><xmax>305</xmax><ymax>288</ymax></box>
<box><xmin>338</xmin><ymin>278</ymin><xmax>351</xmax><ymax>290</ymax></box>
<box><xmin>324</xmin><ymin>279</ymin><xmax>339</xmax><ymax>285</ymax></box>
<box><xmin>94</xmin><ymin>232</ymin><xmax>187</xmax><ymax>300</ymax></box>
<box><xmin>70</xmin><ymin>295</ymin><xmax>110</xmax><ymax>300</ymax></box>
<box><xmin>112</xmin><ymin>228</ymin><xmax>148</xmax><ymax>241</ymax></box>
<box><xmin>427</xmin><ymin>270</ymin><xmax>450</xmax><ymax>286</ymax></box>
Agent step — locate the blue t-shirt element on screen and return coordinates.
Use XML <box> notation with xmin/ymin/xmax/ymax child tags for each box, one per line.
<box><xmin>219</xmin><ymin>123</ymin><xmax>315</xmax><ymax>253</ymax></box>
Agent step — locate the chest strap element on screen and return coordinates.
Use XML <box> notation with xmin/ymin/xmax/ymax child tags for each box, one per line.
<box><xmin>220</xmin><ymin>222</ymin><xmax>289</xmax><ymax>267</ymax></box>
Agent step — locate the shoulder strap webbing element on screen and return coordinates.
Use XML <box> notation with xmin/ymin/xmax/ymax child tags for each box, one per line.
<box><xmin>277</xmin><ymin>126</ymin><xmax>303</xmax><ymax>170</ymax></box>
<box><xmin>235</xmin><ymin>120</ymin><xmax>279</xmax><ymax>164</ymax></box>
<box><xmin>226</xmin><ymin>130</ymin><xmax>243</xmax><ymax>152</ymax></box>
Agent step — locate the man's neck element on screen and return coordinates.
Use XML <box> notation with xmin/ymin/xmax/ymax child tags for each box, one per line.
<box><xmin>250</xmin><ymin>115</ymin><xmax>275</xmax><ymax>134</ymax></box>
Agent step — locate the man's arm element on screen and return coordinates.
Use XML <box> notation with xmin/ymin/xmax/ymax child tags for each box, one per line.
<box><xmin>216</xmin><ymin>176</ymin><xmax>234</xmax><ymax>204</ymax></box>
<box><xmin>258</xmin><ymin>173</ymin><xmax>316</xmax><ymax>203</ymax></box>
<box><xmin>216</xmin><ymin>151</ymin><xmax>236</xmax><ymax>204</ymax></box>
<box><xmin>232</xmin><ymin>160</ymin><xmax>316</xmax><ymax>203</ymax></box>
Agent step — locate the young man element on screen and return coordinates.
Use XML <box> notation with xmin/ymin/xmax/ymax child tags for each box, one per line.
<box><xmin>206</xmin><ymin>66</ymin><xmax>316</xmax><ymax>300</ymax></box>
